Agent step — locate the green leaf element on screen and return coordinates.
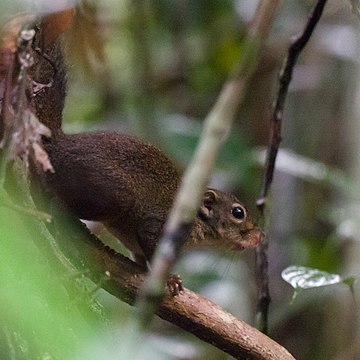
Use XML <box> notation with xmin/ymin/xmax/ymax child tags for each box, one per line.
<box><xmin>281</xmin><ymin>266</ymin><xmax>344</xmax><ymax>290</ymax></box>
<box><xmin>281</xmin><ymin>266</ymin><xmax>355</xmax><ymax>303</ymax></box>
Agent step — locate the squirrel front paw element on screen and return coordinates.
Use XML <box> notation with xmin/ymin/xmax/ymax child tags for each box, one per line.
<box><xmin>167</xmin><ymin>274</ymin><xmax>184</xmax><ymax>296</ymax></box>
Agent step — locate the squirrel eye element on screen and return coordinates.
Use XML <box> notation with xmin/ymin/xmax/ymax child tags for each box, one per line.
<box><xmin>231</xmin><ymin>206</ymin><xmax>245</xmax><ymax>220</ymax></box>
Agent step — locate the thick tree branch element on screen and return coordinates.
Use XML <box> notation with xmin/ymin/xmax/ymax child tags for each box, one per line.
<box><xmin>0</xmin><ymin>171</ymin><xmax>295</xmax><ymax>359</ymax></box>
<box><xmin>255</xmin><ymin>0</ymin><xmax>329</xmax><ymax>333</ymax></box>
<box><xmin>48</xmin><ymin>212</ymin><xmax>295</xmax><ymax>360</ymax></box>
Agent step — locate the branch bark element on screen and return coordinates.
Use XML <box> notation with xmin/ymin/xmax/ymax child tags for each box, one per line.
<box><xmin>49</xmin><ymin>212</ymin><xmax>295</xmax><ymax>360</ymax></box>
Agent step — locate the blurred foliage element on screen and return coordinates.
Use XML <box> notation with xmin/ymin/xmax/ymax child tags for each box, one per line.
<box><xmin>1</xmin><ymin>0</ymin><xmax>360</xmax><ymax>359</ymax></box>
<box><xmin>0</xmin><ymin>196</ymin><xmax>101</xmax><ymax>359</ymax></box>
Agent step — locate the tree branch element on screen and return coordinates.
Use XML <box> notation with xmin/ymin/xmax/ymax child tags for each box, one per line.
<box><xmin>257</xmin><ymin>0</ymin><xmax>329</xmax><ymax>208</ymax></box>
<box><xmin>1</xmin><ymin>168</ymin><xmax>296</xmax><ymax>359</ymax></box>
<box><xmin>49</xmin><ymin>212</ymin><xmax>295</xmax><ymax>360</ymax></box>
<box><xmin>255</xmin><ymin>0</ymin><xmax>329</xmax><ymax>333</ymax></box>
<box><xmin>136</xmin><ymin>0</ymin><xmax>281</xmax><ymax>328</ymax></box>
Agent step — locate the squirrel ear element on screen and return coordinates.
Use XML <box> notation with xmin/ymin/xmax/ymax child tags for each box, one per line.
<box><xmin>203</xmin><ymin>189</ymin><xmax>218</xmax><ymax>206</ymax></box>
<box><xmin>198</xmin><ymin>190</ymin><xmax>218</xmax><ymax>221</ymax></box>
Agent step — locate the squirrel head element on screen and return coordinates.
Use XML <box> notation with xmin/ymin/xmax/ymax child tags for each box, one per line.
<box><xmin>189</xmin><ymin>189</ymin><xmax>264</xmax><ymax>251</ymax></box>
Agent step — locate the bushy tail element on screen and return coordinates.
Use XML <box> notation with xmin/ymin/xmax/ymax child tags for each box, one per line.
<box><xmin>31</xmin><ymin>8</ymin><xmax>75</xmax><ymax>137</ymax></box>
<box><xmin>30</xmin><ymin>34</ymin><xmax>67</xmax><ymax>137</ymax></box>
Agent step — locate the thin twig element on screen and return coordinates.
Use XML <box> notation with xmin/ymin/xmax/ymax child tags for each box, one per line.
<box><xmin>135</xmin><ymin>0</ymin><xmax>280</xmax><ymax>328</ymax></box>
<box><xmin>257</xmin><ymin>0</ymin><xmax>329</xmax><ymax>208</ymax></box>
<box><xmin>255</xmin><ymin>0</ymin><xmax>329</xmax><ymax>333</ymax></box>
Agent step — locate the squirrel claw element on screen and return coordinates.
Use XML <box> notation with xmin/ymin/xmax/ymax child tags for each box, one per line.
<box><xmin>167</xmin><ymin>274</ymin><xmax>184</xmax><ymax>296</ymax></box>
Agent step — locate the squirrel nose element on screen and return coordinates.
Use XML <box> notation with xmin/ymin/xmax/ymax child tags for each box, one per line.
<box><xmin>245</xmin><ymin>221</ymin><xmax>254</xmax><ymax>231</ymax></box>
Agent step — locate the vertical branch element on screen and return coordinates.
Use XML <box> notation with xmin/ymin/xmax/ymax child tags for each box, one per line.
<box><xmin>135</xmin><ymin>0</ymin><xmax>280</xmax><ymax>329</ymax></box>
<box><xmin>255</xmin><ymin>0</ymin><xmax>329</xmax><ymax>333</ymax></box>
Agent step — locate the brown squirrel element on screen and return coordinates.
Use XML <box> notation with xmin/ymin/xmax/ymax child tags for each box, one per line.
<box><xmin>29</xmin><ymin>27</ymin><xmax>263</xmax><ymax>272</ymax></box>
